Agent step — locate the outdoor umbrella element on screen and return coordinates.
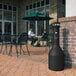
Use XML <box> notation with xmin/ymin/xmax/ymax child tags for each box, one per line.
<box><xmin>22</xmin><ymin>12</ymin><xmax>53</xmax><ymax>20</ymax></box>
<box><xmin>22</xmin><ymin>12</ymin><xmax>53</xmax><ymax>46</ymax></box>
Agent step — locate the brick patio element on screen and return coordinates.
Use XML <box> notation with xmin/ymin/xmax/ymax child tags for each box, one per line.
<box><xmin>0</xmin><ymin>45</ymin><xmax>76</xmax><ymax>76</ymax></box>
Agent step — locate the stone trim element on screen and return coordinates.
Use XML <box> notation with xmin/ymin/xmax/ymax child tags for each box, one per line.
<box><xmin>59</xmin><ymin>16</ymin><xmax>76</xmax><ymax>22</ymax></box>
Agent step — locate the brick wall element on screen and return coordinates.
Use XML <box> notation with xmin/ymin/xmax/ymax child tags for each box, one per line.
<box><xmin>59</xmin><ymin>16</ymin><xmax>76</xmax><ymax>67</ymax></box>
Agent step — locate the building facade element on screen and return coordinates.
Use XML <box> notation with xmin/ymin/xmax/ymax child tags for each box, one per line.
<box><xmin>0</xmin><ymin>0</ymin><xmax>65</xmax><ymax>36</ymax></box>
<box><xmin>0</xmin><ymin>0</ymin><xmax>18</xmax><ymax>35</ymax></box>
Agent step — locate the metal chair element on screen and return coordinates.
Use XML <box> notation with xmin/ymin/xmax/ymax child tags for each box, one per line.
<box><xmin>0</xmin><ymin>34</ymin><xmax>3</xmax><ymax>53</ymax></box>
<box><xmin>9</xmin><ymin>32</ymin><xmax>30</xmax><ymax>57</ymax></box>
<box><xmin>1</xmin><ymin>33</ymin><xmax>11</xmax><ymax>54</ymax></box>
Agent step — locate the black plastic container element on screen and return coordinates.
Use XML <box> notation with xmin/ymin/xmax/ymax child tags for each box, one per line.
<box><xmin>48</xmin><ymin>22</ymin><xmax>65</xmax><ymax>71</ymax></box>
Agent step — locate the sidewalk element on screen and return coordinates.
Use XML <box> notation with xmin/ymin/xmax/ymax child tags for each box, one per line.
<box><xmin>0</xmin><ymin>54</ymin><xmax>76</xmax><ymax>76</ymax></box>
<box><xmin>0</xmin><ymin>45</ymin><xmax>76</xmax><ymax>76</ymax></box>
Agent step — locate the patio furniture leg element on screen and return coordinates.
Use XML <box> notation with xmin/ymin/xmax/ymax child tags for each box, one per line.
<box><xmin>9</xmin><ymin>45</ymin><xmax>12</xmax><ymax>56</ymax></box>
<box><xmin>3</xmin><ymin>45</ymin><xmax>6</xmax><ymax>54</ymax></box>
<box><xmin>22</xmin><ymin>48</ymin><xmax>25</xmax><ymax>55</ymax></box>
<box><xmin>26</xmin><ymin>44</ymin><xmax>30</xmax><ymax>56</ymax></box>
<box><xmin>20</xmin><ymin>45</ymin><xmax>22</xmax><ymax>55</ymax></box>
<box><xmin>2</xmin><ymin>45</ymin><xmax>7</xmax><ymax>55</ymax></box>
<box><xmin>20</xmin><ymin>45</ymin><xmax>25</xmax><ymax>55</ymax></box>
<box><xmin>15</xmin><ymin>45</ymin><xmax>19</xmax><ymax>57</ymax></box>
<box><xmin>0</xmin><ymin>44</ymin><xmax>3</xmax><ymax>53</ymax></box>
<box><xmin>5</xmin><ymin>45</ymin><xmax>8</xmax><ymax>54</ymax></box>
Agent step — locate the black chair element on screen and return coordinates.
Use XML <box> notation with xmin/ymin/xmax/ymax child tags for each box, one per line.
<box><xmin>0</xmin><ymin>34</ymin><xmax>2</xmax><ymax>42</ymax></box>
<box><xmin>9</xmin><ymin>32</ymin><xmax>30</xmax><ymax>57</ymax></box>
<box><xmin>1</xmin><ymin>33</ymin><xmax>11</xmax><ymax>54</ymax></box>
<box><xmin>0</xmin><ymin>34</ymin><xmax>2</xmax><ymax>53</ymax></box>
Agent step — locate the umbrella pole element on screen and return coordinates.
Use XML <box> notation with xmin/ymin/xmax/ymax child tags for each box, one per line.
<box><xmin>35</xmin><ymin>20</ymin><xmax>41</xmax><ymax>47</ymax></box>
<box><xmin>36</xmin><ymin>20</ymin><xmax>37</xmax><ymax>36</ymax></box>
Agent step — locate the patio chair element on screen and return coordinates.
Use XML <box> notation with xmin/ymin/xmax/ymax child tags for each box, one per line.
<box><xmin>1</xmin><ymin>33</ymin><xmax>11</xmax><ymax>54</ymax></box>
<box><xmin>0</xmin><ymin>34</ymin><xmax>2</xmax><ymax>53</ymax></box>
<box><xmin>9</xmin><ymin>32</ymin><xmax>30</xmax><ymax>57</ymax></box>
<box><xmin>0</xmin><ymin>34</ymin><xmax>2</xmax><ymax>42</ymax></box>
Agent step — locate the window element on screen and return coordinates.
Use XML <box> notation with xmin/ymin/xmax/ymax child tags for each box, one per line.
<box><xmin>62</xmin><ymin>0</ymin><xmax>65</xmax><ymax>5</ymax></box>
<box><xmin>4</xmin><ymin>5</ymin><xmax>7</xmax><ymax>10</ymax></box>
<box><xmin>0</xmin><ymin>3</ymin><xmax>17</xmax><ymax>36</ymax></box>
<box><xmin>0</xmin><ymin>10</ymin><xmax>2</xmax><ymax>19</ymax></box>
<box><xmin>13</xmin><ymin>12</ymin><xmax>16</xmax><ymax>21</ymax></box>
<box><xmin>30</xmin><ymin>5</ymin><xmax>32</xmax><ymax>9</ymax></box>
<box><xmin>0</xmin><ymin>22</ymin><xmax>2</xmax><ymax>34</ymax></box>
<box><xmin>45</xmin><ymin>12</ymin><xmax>49</xmax><ymax>34</ymax></box>
<box><xmin>46</xmin><ymin>0</ymin><xmax>49</xmax><ymax>5</ymax></box>
<box><xmin>26</xmin><ymin>21</ymin><xmax>28</xmax><ymax>33</ymax></box>
<box><xmin>45</xmin><ymin>5</ymin><xmax>49</xmax><ymax>11</ymax></box>
<box><xmin>13</xmin><ymin>22</ymin><xmax>16</xmax><ymax>34</ymax></box>
<box><xmin>0</xmin><ymin>4</ymin><xmax>2</xmax><ymax>9</ymax></box>
<box><xmin>33</xmin><ymin>3</ymin><xmax>36</xmax><ymax>8</ymax></box>
<box><xmin>4</xmin><ymin>22</ymin><xmax>11</xmax><ymax>34</ymax></box>
<box><xmin>37</xmin><ymin>2</ymin><xmax>40</xmax><ymax>7</ymax></box>
<box><xmin>4</xmin><ymin>11</ymin><xmax>12</xmax><ymax>20</ymax></box>
<box><xmin>26</xmin><ymin>6</ymin><xmax>28</xmax><ymax>10</ymax></box>
<box><xmin>41</xmin><ymin>0</ymin><xmax>44</xmax><ymax>6</ymax></box>
<box><xmin>8</xmin><ymin>6</ymin><xmax>12</xmax><ymax>10</ymax></box>
<box><xmin>37</xmin><ymin>7</ymin><xmax>44</xmax><ymax>12</ymax></box>
<box><xmin>13</xmin><ymin>7</ymin><xmax>16</xmax><ymax>11</ymax></box>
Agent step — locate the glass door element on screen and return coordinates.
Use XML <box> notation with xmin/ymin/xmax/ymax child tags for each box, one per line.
<box><xmin>4</xmin><ymin>22</ymin><xmax>12</xmax><ymax>35</ymax></box>
<box><xmin>0</xmin><ymin>22</ymin><xmax>2</xmax><ymax>42</ymax></box>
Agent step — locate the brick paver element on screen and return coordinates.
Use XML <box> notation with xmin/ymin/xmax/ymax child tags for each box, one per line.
<box><xmin>0</xmin><ymin>45</ymin><xmax>76</xmax><ymax>76</ymax></box>
<box><xmin>0</xmin><ymin>54</ymin><xmax>76</xmax><ymax>76</ymax></box>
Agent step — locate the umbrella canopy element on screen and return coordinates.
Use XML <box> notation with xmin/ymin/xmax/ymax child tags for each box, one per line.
<box><xmin>22</xmin><ymin>12</ymin><xmax>53</xmax><ymax>20</ymax></box>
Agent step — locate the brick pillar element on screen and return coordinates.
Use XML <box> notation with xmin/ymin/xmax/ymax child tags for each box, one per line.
<box><xmin>59</xmin><ymin>16</ymin><xmax>76</xmax><ymax>68</ymax></box>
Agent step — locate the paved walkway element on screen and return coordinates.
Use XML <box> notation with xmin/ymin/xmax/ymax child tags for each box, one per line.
<box><xmin>0</xmin><ymin>45</ymin><xmax>76</xmax><ymax>76</ymax></box>
<box><xmin>0</xmin><ymin>54</ymin><xmax>76</xmax><ymax>76</ymax></box>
